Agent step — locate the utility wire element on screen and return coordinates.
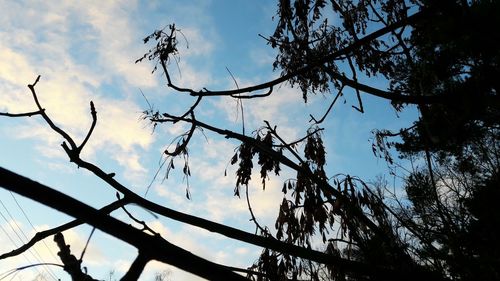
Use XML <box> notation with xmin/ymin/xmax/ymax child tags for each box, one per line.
<box><xmin>9</xmin><ymin>192</ymin><xmax>59</xmax><ymax>263</ymax></box>
<box><xmin>0</xmin><ymin>200</ymin><xmax>58</xmax><ymax>281</ymax></box>
<box><xmin>0</xmin><ymin>200</ymin><xmax>58</xmax><ymax>280</ymax></box>
<box><xmin>0</xmin><ymin>217</ymin><xmax>43</xmax><ymax>278</ymax></box>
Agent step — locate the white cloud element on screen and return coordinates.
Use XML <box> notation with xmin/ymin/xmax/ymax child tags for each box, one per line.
<box><xmin>81</xmin><ymin>1</ymin><xmax>158</xmax><ymax>88</ymax></box>
<box><xmin>0</xmin><ymin>1</ymin><xmax>161</xmax><ymax>179</ymax></box>
<box><xmin>0</xmin><ymin>46</ymin><xmax>37</xmax><ymax>86</ymax></box>
<box><xmin>180</xmin><ymin>27</ymin><xmax>216</xmax><ymax>57</ymax></box>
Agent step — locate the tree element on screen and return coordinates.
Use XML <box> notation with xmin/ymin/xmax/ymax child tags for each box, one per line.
<box><xmin>1</xmin><ymin>0</ymin><xmax>498</xmax><ymax>280</ymax></box>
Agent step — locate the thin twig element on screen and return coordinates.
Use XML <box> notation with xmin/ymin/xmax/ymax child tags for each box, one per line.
<box><xmin>310</xmin><ymin>86</ymin><xmax>344</xmax><ymax>124</ymax></box>
<box><xmin>78</xmin><ymin>101</ymin><xmax>97</xmax><ymax>153</ymax></box>
<box><xmin>226</xmin><ymin>66</ymin><xmax>246</xmax><ymax>135</ymax></box>
<box><xmin>116</xmin><ymin>193</ymin><xmax>159</xmax><ymax>236</ymax></box>
<box><xmin>0</xmin><ymin>110</ymin><xmax>44</xmax><ymax>117</ymax></box>
<box><xmin>0</xmin><ymin>199</ymin><xmax>129</xmax><ymax>260</ymax></box>
<box><xmin>272</xmin><ymin>127</ymin><xmax>324</xmax><ymax>148</ymax></box>
<box><xmin>347</xmin><ymin>57</ymin><xmax>364</xmax><ymax>113</ymax></box>
<box><xmin>245</xmin><ymin>184</ymin><xmax>269</xmax><ymax>236</ymax></box>
<box><xmin>79</xmin><ymin>227</ymin><xmax>96</xmax><ymax>262</ymax></box>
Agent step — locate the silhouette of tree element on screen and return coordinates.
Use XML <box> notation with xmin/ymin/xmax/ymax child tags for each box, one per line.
<box><xmin>1</xmin><ymin>0</ymin><xmax>498</xmax><ymax>280</ymax></box>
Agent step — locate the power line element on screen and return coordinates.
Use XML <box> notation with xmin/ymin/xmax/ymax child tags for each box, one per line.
<box><xmin>8</xmin><ymin>192</ymin><xmax>59</xmax><ymax>263</ymax></box>
<box><xmin>0</xmin><ymin>200</ymin><xmax>59</xmax><ymax>281</ymax></box>
<box><xmin>0</xmin><ymin>216</ymin><xmax>43</xmax><ymax>278</ymax></box>
<box><xmin>0</xmin><ymin>200</ymin><xmax>58</xmax><ymax>281</ymax></box>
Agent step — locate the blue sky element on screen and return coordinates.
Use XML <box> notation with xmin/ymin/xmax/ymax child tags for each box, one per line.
<box><xmin>0</xmin><ymin>1</ymin><xmax>418</xmax><ymax>280</ymax></box>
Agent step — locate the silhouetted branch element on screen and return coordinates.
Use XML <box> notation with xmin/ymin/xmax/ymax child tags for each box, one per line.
<box><xmin>0</xmin><ymin>166</ymin><xmax>248</xmax><ymax>281</ymax></box>
<box><xmin>347</xmin><ymin>56</ymin><xmax>364</xmax><ymax>113</ymax></box>
<box><xmin>116</xmin><ymin>193</ymin><xmax>159</xmax><ymax>236</ymax></box>
<box><xmin>78</xmin><ymin>101</ymin><xmax>97</xmax><ymax>153</ymax></box>
<box><xmin>264</xmin><ymin>120</ymin><xmax>308</xmax><ymax>167</ymax></box>
<box><xmin>121</xmin><ymin>252</ymin><xmax>149</xmax><ymax>281</ymax></box>
<box><xmin>271</xmin><ymin>127</ymin><xmax>325</xmax><ymax>148</ymax></box>
<box><xmin>179</xmin><ymin>95</ymin><xmax>202</xmax><ymax>119</ymax></box>
<box><xmin>245</xmin><ymin>184</ymin><xmax>269</xmax><ymax>236</ymax></box>
<box><xmin>0</xmin><ymin>110</ymin><xmax>44</xmax><ymax>117</ymax></box>
<box><xmin>2</xmin><ymin>84</ymin><xmax>388</xmax><ymax>272</ymax></box>
<box><xmin>222</xmin><ymin>265</ymin><xmax>268</xmax><ymax>278</ymax></box>
<box><xmin>310</xmin><ymin>87</ymin><xmax>344</xmax><ymax>125</ymax></box>
<box><xmin>1</xmin><ymin>78</ymin><xmax>437</xmax><ymax>279</ymax></box>
<box><xmin>2</xmin><ymin>165</ymin><xmax>437</xmax><ymax>280</ymax></box>
<box><xmin>79</xmin><ymin>227</ymin><xmax>96</xmax><ymax>262</ymax></box>
<box><xmin>152</xmin><ymin>114</ymin><xmax>414</xmax><ymax>257</ymax></box>
<box><xmin>27</xmin><ymin>75</ymin><xmax>78</xmax><ymax>151</ymax></box>
<box><xmin>54</xmin><ymin>232</ymin><xmax>99</xmax><ymax>281</ymax></box>
<box><xmin>154</xmin><ymin>12</ymin><xmax>458</xmax><ymax>106</ymax></box>
<box><xmin>0</xmin><ymin>199</ymin><xmax>129</xmax><ymax>260</ymax></box>
<box><xmin>1</xmin><ymin>78</ymin><xmax>445</xmax><ymax>280</ymax></box>
<box><xmin>164</xmin><ymin>112</ymin><xmax>195</xmax><ymax>157</ymax></box>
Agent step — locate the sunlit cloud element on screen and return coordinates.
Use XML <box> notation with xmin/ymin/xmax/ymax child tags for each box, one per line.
<box><xmin>0</xmin><ymin>1</ymin><xmax>161</xmax><ymax>178</ymax></box>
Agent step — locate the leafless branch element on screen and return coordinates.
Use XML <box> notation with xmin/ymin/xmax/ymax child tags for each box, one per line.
<box><xmin>310</xmin><ymin>86</ymin><xmax>344</xmax><ymax>124</ymax></box>
<box><xmin>0</xmin><ymin>199</ymin><xmax>129</xmax><ymax>260</ymax></box>
<box><xmin>116</xmin><ymin>193</ymin><xmax>159</xmax><ymax>236</ymax></box>
<box><xmin>54</xmin><ymin>232</ymin><xmax>99</xmax><ymax>281</ymax></box>
<box><xmin>0</xmin><ymin>167</ymin><xmax>248</xmax><ymax>281</ymax></box>
<box><xmin>245</xmin><ymin>184</ymin><xmax>270</xmax><ymax>236</ymax></box>
<box><xmin>2</xmin><ymin>83</ymin><xmax>374</xmax><ymax>273</ymax></box>
<box><xmin>79</xmin><ymin>227</ymin><xmax>96</xmax><ymax>262</ymax></box>
<box><xmin>154</xmin><ymin>114</ymin><xmax>401</xmax><ymax>245</ymax></box>
<box><xmin>347</xmin><ymin>56</ymin><xmax>364</xmax><ymax>113</ymax></box>
<box><xmin>271</xmin><ymin>127</ymin><xmax>325</xmax><ymax>148</ymax></box>
<box><xmin>27</xmin><ymin>76</ymin><xmax>78</xmax><ymax>151</ymax></box>
<box><xmin>121</xmin><ymin>252</ymin><xmax>149</xmax><ymax>281</ymax></box>
<box><xmin>78</xmin><ymin>101</ymin><xmax>97</xmax><ymax>153</ymax></box>
<box><xmin>0</xmin><ymin>110</ymin><xmax>44</xmax><ymax>117</ymax></box>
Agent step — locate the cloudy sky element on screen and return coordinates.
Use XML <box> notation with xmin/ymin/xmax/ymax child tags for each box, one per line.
<box><xmin>0</xmin><ymin>1</ymin><xmax>418</xmax><ymax>280</ymax></box>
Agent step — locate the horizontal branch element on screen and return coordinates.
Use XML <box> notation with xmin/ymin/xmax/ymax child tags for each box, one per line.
<box><xmin>69</xmin><ymin>157</ymin><xmax>354</xmax><ymax>270</ymax></box>
<box><xmin>0</xmin><ymin>166</ymin><xmax>247</xmax><ymax>281</ymax></box>
<box><xmin>0</xmin><ymin>199</ymin><xmax>129</xmax><ymax>260</ymax></box>
<box><xmin>161</xmin><ymin>11</ymin><xmax>447</xmax><ymax>105</ymax></box>
<box><xmin>0</xmin><ymin>109</ymin><xmax>44</xmax><ymax>117</ymax></box>
<box><xmin>151</xmin><ymin>115</ymin><xmax>447</xmax><ymax>281</ymax></box>
<box><xmin>3</xmin><ymin>76</ymin><xmax>374</xmax><ymax>273</ymax></box>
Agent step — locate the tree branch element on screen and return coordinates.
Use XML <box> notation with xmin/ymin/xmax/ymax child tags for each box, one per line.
<box><xmin>1</xmin><ymin>84</ymin><xmax>441</xmax><ymax>280</ymax></box>
<box><xmin>158</xmin><ymin>12</ymin><xmax>452</xmax><ymax>106</ymax></box>
<box><xmin>120</xmin><ymin>252</ymin><xmax>149</xmax><ymax>281</ymax></box>
<box><xmin>0</xmin><ymin>166</ymin><xmax>248</xmax><ymax>281</ymax></box>
<box><xmin>0</xmin><ymin>198</ymin><xmax>128</xmax><ymax>260</ymax></box>
<box><xmin>54</xmin><ymin>232</ymin><xmax>99</xmax><ymax>281</ymax></box>
<box><xmin>149</xmin><ymin>114</ymin><xmax>447</xmax><ymax>281</ymax></box>
<box><xmin>0</xmin><ymin>110</ymin><xmax>44</xmax><ymax>117</ymax></box>
<box><xmin>27</xmin><ymin>75</ymin><xmax>78</xmax><ymax>151</ymax></box>
<box><xmin>78</xmin><ymin>101</ymin><xmax>97</xmax><ymax>153</ymax></box>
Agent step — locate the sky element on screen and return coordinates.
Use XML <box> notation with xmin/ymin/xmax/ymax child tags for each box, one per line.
<box><xmin>0</xmin><ymin>1</ymin><xmax>419</xmax><ymax>280</ymax></box>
